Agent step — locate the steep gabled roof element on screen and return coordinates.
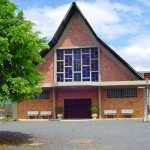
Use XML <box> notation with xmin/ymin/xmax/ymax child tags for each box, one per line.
<box><xmin>41</xmin><ymin>2</ymin><xmax>144</xmax><ymax>80</ymax></box>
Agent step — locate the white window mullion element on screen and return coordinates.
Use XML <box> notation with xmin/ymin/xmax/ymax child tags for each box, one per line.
<box><xmin>55</xmin><ymin>50</ymin><xmax>57</xmax><ymax>82</ymax></box>
<box><xmin>63</xmin><ymin>49</ymin><xmax>65</xmax><ymax>82</ymax></box>
<box><xmin>98</xmin><ymin>47</ymin><xmax>100</xmax><ymax>82</ymax></box>
<box><xmin>89</xmin><ymin>48</ymin><xmax>91</xmax><ymax>81</ymax></box>
<box><xmin>72</xmin><ymin>49</ymin><xmax>74</xmax><ymax>82</ymax></box>
<box><xmin>81</xmin><ymin>48</ymin><xmax>83</xmax><ymax>82</ymax></box>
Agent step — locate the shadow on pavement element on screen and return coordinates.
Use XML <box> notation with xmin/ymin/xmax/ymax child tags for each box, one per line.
<box><xmin>0</xmin><ymin>131</ymin><xmax>34</xmax><ymax>146</ymax></box>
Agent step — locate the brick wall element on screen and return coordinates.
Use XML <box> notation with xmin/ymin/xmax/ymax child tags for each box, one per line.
<box><xmin>38</xmin><ymin>51</ymin><xmax>54</xmax><ymax>83</ymax></box>
<box><xmin>56</xmin><ymin>88</ymin><xmax>98</xmax><ymax>105</ymax></box>
<box><xmin>17</xmin><ymin>89</ymin><xmax>54</xmax><ymax>119</ymax></box>
<box><xmin>18</xmin><ymin>87</ymin><xmax>144</xmax><ymax>119</ymax></box>
<box><xmin>101</xmin><ymin>88</ymin><xmax>144</xmax><ymax>118</ymax></box>
<box><xmin>144</xmin><ymin>73</ymin><xmax>150</xmax><ymax>79</ymax></box>
<box><xmin>100</xmin><ymin>50</ymin><xmax>133</xmax><ymax>81</ymax></box>
<box><xmin>60</xmin><ymin>13</ymin><xmax>96</xmax><ymax>47</ymax></box>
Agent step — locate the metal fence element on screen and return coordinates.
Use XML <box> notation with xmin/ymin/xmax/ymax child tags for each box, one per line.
<box><xmin>0</xmin><ymin>103</ymin><xmax>12</xmax><ymax>119</ymax></box>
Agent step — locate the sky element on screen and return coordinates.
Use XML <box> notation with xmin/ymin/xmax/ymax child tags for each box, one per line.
<box><xmin>12</xmin><ymin>0</ymin><xmax>150</xmax><ymax>72</ymax></box>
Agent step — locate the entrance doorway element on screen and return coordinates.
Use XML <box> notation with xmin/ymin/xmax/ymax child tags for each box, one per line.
<box><xmin>64</xmin><ymin>99</ymin><xmax>91</xmax><ymax>119</ymax></box>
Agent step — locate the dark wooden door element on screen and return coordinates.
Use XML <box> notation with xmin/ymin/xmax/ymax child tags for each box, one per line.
<box><xmin>64</xmin><ymin>99</ymin><xmax>91</xmax><ymax>119</ymax></box>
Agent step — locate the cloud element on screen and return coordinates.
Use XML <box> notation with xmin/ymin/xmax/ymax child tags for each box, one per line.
<box><xmin>24</xmin><ymin>0</ymin><xmax>142</xmax><ymax>40</ymax></box>
<box><xmin>113</xmin><ymin>3</ymin><xmax>142</xmax><ymax>15</ymax></box>
<box><xmin>118</xmin><ymin>34</ymin><xmax>150</xmax><ymax>71</ymax></box>
<box><xmin>24</xmin><ymin>4</ymin><xmax>70</xmax><ymax>38</ymax></box>
<box><xmin>138</xmin><ymin>0</ymin><xmax>150</xmax><ymax>7</ymax></box>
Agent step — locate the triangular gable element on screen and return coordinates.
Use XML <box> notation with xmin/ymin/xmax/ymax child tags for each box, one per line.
<box><xmin>59</xmin><ymin>12</ymin><xmax>96</xmax><ymax>47</ymax></box>
<box><xmin>41</xmin><ymin>2</ymin><xmax>144</xmax><ymax>80</ymax></box>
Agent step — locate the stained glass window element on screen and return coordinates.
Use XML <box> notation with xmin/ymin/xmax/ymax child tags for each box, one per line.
<box><xmin>57</xmin><ymin>74</ymin><xmax>63</xmax><ymax>82</ymax></box>
<box><xmin>65</xmin><ymin>49</ymin><xmax>72</xmax><ymax>54</ymax></box>
<box><xmin>82</xmin><ymin>54</ymin><xmax>90</xmax><ymax>65</ymax></box>
<box><xmin>57</xmin><ymin>62</ymin><xmax>63</xmax><ymax>72</ymax></box>
<box><xmin>65</xmin><ymin>55</ymin><xmax>72</xmax><ymax>66</ymax></box>
<box><xmin>74</xmin><ymin>73</ymin><xmax>81</xmax><ymax>81</ymax></box>
<box><xmin>91</xmin><ymin>47</ymin><xmax>98</xmax><ymax>59</ymax></box>
<box><xmin>91</xmin><ymin>60</ymin><xmax>98</xmax><ymax>71</ymax></box>
<box><xmin>82</xmin><ymin>66</ymin><xmax>90</xmax><ymax>77</ymax></box>
<box><xmin>91</xmin><ymin>72</ymin><xmax>98</xmax><ymax>81</ymax></box>
<box><xmin>74</xmin><ymin>49</ymin><xmax>81</xmax><ymax>71</ymax></box>
<box><xmin>56</xmin><ymin>47</ymin><xmax>99</xmax><ymax>82</ymax></box>
<box><xmin>57</xmin><ymin>50</ymin><xmax>63</xmax><ymax>60</ymax></box>
<box><xmin>65</xmin><ymin>79</ymin><xmax>72</xmax><ymax>82</ymax></box>
<box><xmin>65</xmin><ymin>67</ymin><xmax>72</xmax><ymax>78</ymax></box>
<box><xmin>83</xmin><ymin>78</ymin><xmax>90</xmax><ymax>81</ymax></box>
<box><xmin>82</xmin><ymin>48</ymin><xmax>89</xmax><ymax>53</ymax></box>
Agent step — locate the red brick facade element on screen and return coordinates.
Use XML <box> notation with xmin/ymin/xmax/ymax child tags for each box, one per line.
<box><xmin>56</xmin><ymin>88</ymin><xmax>98</xmax><ymax>106</ymax></box>
<box><xmin>17</xmin><ymin>4</ymin><xmax>145</xmax><ymax>119</ymax></box>
<box><xmin>18</xmin><ymin>89</ymin><xmax>54</xmax><ymax>119</ymax></box>
<box><xmin>144</xmin><ymin>73</ymin><xmax>150</xmax><ymax>79</ymax></box>
<box><xmin>101</xmin><ymin>88</ymin><xmax>144</xmax><ymax>118</ymax></box>
<box><xmin>60</xmin><ymin>13</ymin><xmax>96</xmax><ymax>47</ymax></box>
<box><xmin>38</xmin><ymin>51</ymin><xmax>54</xmax><ymax>84</ymax></box>
<box><xmin>100</xmin><ymin>51</ymin><xmax>133</xmax><ymax>81</ymax></box>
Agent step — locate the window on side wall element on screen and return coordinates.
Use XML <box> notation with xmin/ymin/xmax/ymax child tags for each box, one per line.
<box><xmin>34</xmin><ymin>90</ymin><xmax>50</xmax><ymax>99</ymax></box>
<box><xmin>107</xmin><ymin>88</ymin><xmax>137</xmax><ymax>98</ymax></box>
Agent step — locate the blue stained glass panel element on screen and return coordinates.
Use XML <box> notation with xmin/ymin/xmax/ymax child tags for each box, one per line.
<box><xmin>74</xmin><ymin>49</ymin><xmax>80</xmax><ymax>55</ymax></box>
<box><xmin>65</xmin><ymin>67</ymin><xmax>72</xmax><ymax>78</ymax></box>
<box><xmin>57</xmin><ymin>62</ymin><xmax>63</xmax><ymax>72</ymax></box>
<box><xmin>74</xmin><ymin>73</ymin><xmax>81</xmax><ymax>81</ymax></box>
<box><xmin>82</xmin><ymin>48</ymin><xmax>89</xmax><ymax>53</ymax></box>
<box><xmin>74</xmin><ymin>49</ymin><xmax>81</xmax><ymax>71</ymax></box>
<box><xmin>65</xmin><ymin>79</ymin><xmax>72</xmax><ymax>82</ymax></box>
<box><xmin>91</xmin><ymin>72</ymin><xmax>98</xmax><ymax>81</ymax></box>
<box><xmin>91</xmin><ymin>60</ymin><xmax>98</xmax><ymax>71</ymax></box>
<box><xmin>65</xmin><ymin>55</ymin><xmax>72</xmax><ymax>66</ymax></box>
<box><xmin>82</xmin><ymin>54</ymin><xmax>90</xmax><ymax>65</ymax></box>
<box><xmin>65</xmin><ymin>49</ymin><xmax>72</xmax><ymax>54</ymax></box>
<box><xmin>91</xmin><ymin>48</ymin><xmax>98</xmax><ymax>59</ymax></box>
<box><xmin>57</xmin><ymin>50</ymin><xmax>63</xmax><ymax>60</ymax></box>
<box><xmin>57</xmin><ymin>74</ymin><xmax>63</xmax><ymax>82</ymax></box>
<box><xmin>74</xmin><ymin>60</ymin><xmax>81</xmax><ymax>71</ymax></box>
<box><xmin>83</xmin><ymin>78</ymin><xmax>90</xmax><ymax>81</ymax></box>
<box><xmin>82</xmin><ymin>66</ymin><xmax>90</xmax><ymax>77</ymax></box>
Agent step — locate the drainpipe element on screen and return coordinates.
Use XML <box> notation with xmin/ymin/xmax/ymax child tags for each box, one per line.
<box><xmin>144</xmin><ymin>78</ymin><xmax>149</xmax><ymax>122</ymax></box>
<box><xmin>12</xmin><ymin>103</ymin><xmax>17</xmax><ymax>120</ymax></box>
<box><xmin>98</xmin><ymin>87</ymin><xmax>102</xmax><ymax>119</ymax></box>
<box><xmin>53</xmin><ymin>88</ymin><xmax>56</xmax><ymax>119</ymax></box>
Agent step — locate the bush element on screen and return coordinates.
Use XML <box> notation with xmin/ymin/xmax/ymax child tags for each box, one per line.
<box><xmin>90</xmin><ymin>105</ymin><xmax>99</xmax><ymax>114</ymax></box>
<box><xmin>56</xmin><ymin>106</ymin><xmax>63</xmax><ymax>114</ymax></box>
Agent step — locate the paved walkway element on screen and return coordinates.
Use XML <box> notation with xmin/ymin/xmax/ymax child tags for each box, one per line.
<box><xmin>0</xmin><ymin>119</ymin><xmax>150</xmax><ymax>150</ymax></box>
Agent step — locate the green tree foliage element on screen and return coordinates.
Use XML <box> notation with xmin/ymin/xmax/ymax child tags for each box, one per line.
<box><xmin>0</xmin><ymin>0</ymin><xmax>48</xmax><ymax>103</ymax></box>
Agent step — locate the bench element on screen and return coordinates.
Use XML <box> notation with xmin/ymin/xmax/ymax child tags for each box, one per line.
<box><xmin>121</xmin><ymin>109</ymin><xmax>133</xmax><ymax>118</ymax></box>
<box><xmin>27</xmin><ymin>111</ymin><xmax>39</xmax><ymax>119</ymax></box>
<box><xmin>39</xmin><ymin>111</ymin><xmax>52</xmax><ymax>119</ymax></box>
<box><xmin>104</xmin><ymin>110</ymin><xmax>116</xmax><ymax>118</ymax></box>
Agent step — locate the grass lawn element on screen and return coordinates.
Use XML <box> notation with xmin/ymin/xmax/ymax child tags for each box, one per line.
<box><xmin>0</xmin><ymin>117</ymin><xmax>14</xmax><ymax>123</ymax></box>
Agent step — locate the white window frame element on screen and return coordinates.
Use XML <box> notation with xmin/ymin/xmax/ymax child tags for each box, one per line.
<box><xmin>55</xmin><ymin>47</ymin><xmax>99</xmax><ymax>82</ymax></box>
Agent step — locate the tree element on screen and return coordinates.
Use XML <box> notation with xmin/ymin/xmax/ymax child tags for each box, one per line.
<box><xmin>0</xmin><ymin>0</ymin><xmax>48</xmax><ymax>103</ymax></box>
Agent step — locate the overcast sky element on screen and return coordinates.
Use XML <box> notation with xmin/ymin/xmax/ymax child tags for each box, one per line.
<box><xmin>12</xmin><ymin>0</ymin><xmax>150</xmax><ymax>71</ymax></box>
